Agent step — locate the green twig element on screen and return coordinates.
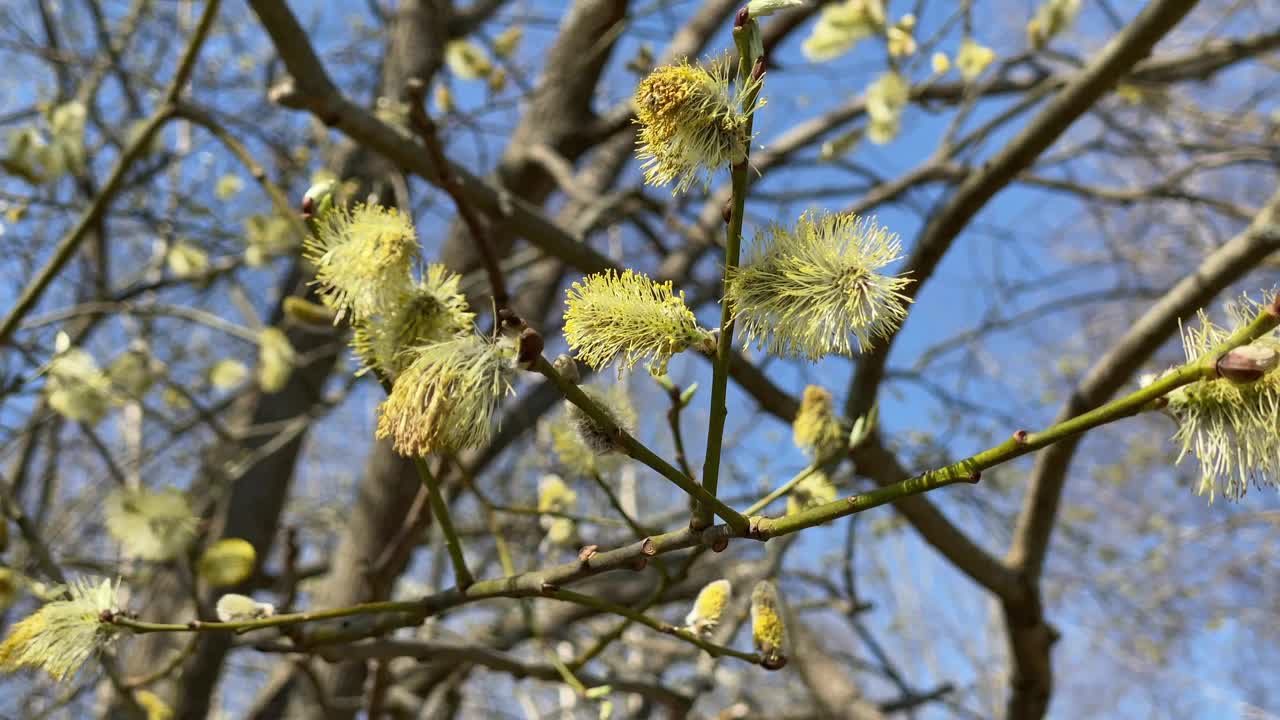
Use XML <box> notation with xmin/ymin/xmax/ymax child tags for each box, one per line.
<box><xmin>697</xmin><ymin>21</ymin><xmax>767</xmax><ymax>529</ymax></box>
<box><xmin>414</xmin><ymin>457</ymin><xmax>475</xmax><ymax>589</ymax></box>
<box><xmin>589</xmin><ymin>471</ymin><xmax>656</xmax><ymax>541</ymax></box>
<box><xmin>533</xmin><ymin>356</ymin><xmax>749</xmax><ymax>534</ymax></box>
<box><xmin>544</xmin><ymin>588</ymin><xmax>767</xmax><ymax>666</ymax></box>
<box><xmin>745</xmin><ymin>463</ymin><xmax>823</xmax><ymax>517</ymax></box>
<box><xmin>757</xmin><ymin>302</ymin><xmax>1280</xmax><ymax>537</ymax></box>
<box><xmin>113</xmin><ymin>598</ymin><xmax>430</xmax><ymax>635</ymax></box>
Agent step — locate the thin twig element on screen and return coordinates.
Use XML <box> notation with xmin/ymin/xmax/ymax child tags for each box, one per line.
<box><xmin>404</xmin><ymin>77</ymin><xmax>509</xmax><ymax>311</ymax></box>
<box><xmin>696</xmin><ymin>23</ymin><xmax>768</xmax><ymax>529</ymax></box>
<box><xmin>414</xmin><ymin>457</ymin><xmax>475</xmax><ymax>589</ymax></box>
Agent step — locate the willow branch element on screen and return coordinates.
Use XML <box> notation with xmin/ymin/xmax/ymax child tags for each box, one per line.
<box><xmin>414</xmin><ymin>458</ymin><xmax>475</xmax><ymax>589</ymax></box>
<box><xmin>532</xmin><ymin>355</ymin><xmax>750</xmax><ymax>534</ymax></box>
<box><xmin>0</xmin><ymin>0</ymin><xmax>223</xmax><ymax>346</ymax></box>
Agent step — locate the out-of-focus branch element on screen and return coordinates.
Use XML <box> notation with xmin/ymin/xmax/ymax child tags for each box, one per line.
<box><xmin>1001</xmin><ymin>186</ymin><xmax>1280</xmax><ymax>719</ymax></box>
<box><xmin>848</xmin><ymin>0</ymin><xmax>1204</xmax><ymax>421</ymax></box>
<box><xmin>0</xmin><ymin>0</ymin><xmax>223</xmax><ymax>346</ymax></box>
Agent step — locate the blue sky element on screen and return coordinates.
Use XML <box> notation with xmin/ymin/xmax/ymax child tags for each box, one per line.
<box><xmin>3</xmin><ymin>0</ymin><xmax>1279</xmax><ymax>716</ymax></box>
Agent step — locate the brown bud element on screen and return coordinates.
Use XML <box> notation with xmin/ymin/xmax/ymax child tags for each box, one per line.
<box><xmin>497</xmin><ymin>307</ymin><xmax>525</xmax><ymax>333</ymax></box>
<box><xmin>761</xmin><ymin>653</ymin><xmax>788</xmax><ymax>671</ymax></box>
<box><xmin>516</xmin><ymin>327</ymin><xmax>544</xmax><ymax>369</ymax></box>
<box><xmin>1217</xmin><ymin>344</ymin><xmax>1279</xmax><ymax>384</ymax></box>
<box><xmin>578</xmin><ymin>544</ymin><xmax>600</xmax><ymax>562</ymax></box>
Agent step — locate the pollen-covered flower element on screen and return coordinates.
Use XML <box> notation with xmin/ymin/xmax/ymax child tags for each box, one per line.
<box><xmin>1165</xmin><ymin>297</ymin><xmax>1280</xmax><ymax>501</ymax></box>
<box><xmin>104</xmin><ymin>487</ymin><xmax>199</xmax><ymax>561</ymax></box>
<box><xmin>198</xmin><ymin>538</ymin><xmax>257</xmax><ymax>588</ymax></box>
<box><xmin>549</xmin><ymin>385</ymin><xmax>636</xmax><ymax>476</ymax></box>
<box><xmin>244</xmin><ymin>214</ymin><xmax>300</xmax><ymax>267</ymax></box>
<box><xmin>750</xmin><ymin>580</ymin><xmax>786</xmax><ymax>666</ymax></box>
<box><xmin>208</xmin><ymin>358</ymin><xmax>248</xmax><ymax>390</ymax></box>
<box><xmin>726</xmin><ymin>212</ymin><xmax>912</xmax><ymax>360</ymax></box>
<box><xmin>166</xmin><ymin>241</ymin><xmax>209</xmax><ymax>279</ymax></box>
<box><xmin>45</xmin><ymin>340</ymin><xmax>116</xmax><ymax>425</ymax></box>
<box><xmin>1027</xmin><ymin>0</ymin><xmax>1081</xmax><ymax>49</ymax></box>
<box><xmin>352</xmin><ymin>264</ymin><xmax>474</xmax><ymax>377</ymax></box>
<box><xmin>543</xmin><ymin>517</ymin><xmax>577</xmax><ymax>546</ymax></box>
<box><xmin>303</xmin><ymin>203</ymin><xmax>419</xmax><ymax>322</ymax></box>
<box><xmin>494</xmin><ymin>26</ymin><xmax>524</xmax><ymax>58</ymax></box>
<box><xmin>444</xmin><ymin>39</ymin><xmax>493</xmax><ymax>80</ymax></box>
<box><xmin>786</xmin><ymin>469</ymin><xmax>838</xmax><ymax>515</ymax></box>
<box><xmin>864</xmin><ymin>71</ymin><xmax>909</xmax><ymax>145</ymax></box>
<box><xmin>283</xmin><ymin>297</ymin><xmax>337</xmax><ymax>327</ymax></box>
<box><xmin>107</xmin><ymin>345</ymin><xmax>159</xmax><ymax>400</ymax></box>
<box><xmin>886</xmin><ymin>15</ymin><xmax>916</xmax><ymax>57</ymax></box>
<box><xmin>957</xmin><ymin>38</ymin><xmax>996</xmax><ymax>82</ymax></box>
<box><xmin>215</xmin><ymin>593</ymin><xmax>275</xmax><ymax>622</ymax></box>
<box><xmin>536</xmin><ymin>476</ymin><xmax>579</xmax><ymax>547</ymax></box>
<box><xmin>801</xmin><ymin>0</ymin><xmax>885</xmax><ymax>62</ymax></box>
<box><xmin>538</xmin><ymin>474</ymin><xmax>578</xmax><ymax>514</ymax></box>
<box><xmin>134</xmin><ymin>690</ymin><xmax>173</xmax><ymax>720</ymax></box>
<box><xmin>256</xmin><ymin>327</ymin><xmax>296</xmax><ymax>393</ymax></box>
<box><xmin>792</xmin><ymin>386</ymin><xmax>845</xmax><ymax>458</ymax></box>
<box><xmin>931</xmin><ymin>52</ymin><xmax>951</xmax><ymax>74</ymax></box>
<box><xmin>564</xmin><ymin>269</ymin><xmax>712</xmax><ymax>375</ymax></box>
<box><xmin>633</xmin><ymin>58</ymin><xmax>761</xmax><ymax>193</ymax></box>
<box><xmin>0</xmin><ymin>576</ymin><xmax>122</xmax><ymax>681</ymax></box>
<box><xmin>375</xmin><ymin>334</ymin><xmax>516</xmax><ymax>456</ymax></box>
<box><xmin>685</xmin><ymin>579</ymin><xmax>731</xmax><ymax>636</ymax></box>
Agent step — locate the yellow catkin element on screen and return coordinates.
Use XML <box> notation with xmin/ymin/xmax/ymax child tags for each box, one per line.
<box><xmin>685</xmin><ymin>579</ymin><xmax>731</xmax><ymax>635</ymax></box>
<box><xmin>750</xmin><ymin>580</ymin><xmax>786</xmax><ymax>665</ymax></box>
<box><xmin>727</xmin><ymin>211</ymin><xmax>912</xmax><ymax>360</ymax></box>
<box><xmin>564</xmin><ymin>269</ymin><xmax>709</xmax><ymax>375</ymax></box>
<box><xmin>792</xmin><ymin>385</ymin><xmax>846</xmax><ymax>458</ymax></box>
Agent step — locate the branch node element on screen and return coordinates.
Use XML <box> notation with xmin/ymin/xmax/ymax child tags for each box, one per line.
<box><xmin>1012</xmin><ymin>429</ymin><xmax>1029</xmax><ymax>445</ymax></box>
<box><xmin>640</xmin><ymin>537</ymin><xmax>658</xmax><ymax>556</ymax></box>
<box><xmin>516</xmin><ymin>328</ymin><xmax>544</xmax><ymax>369</ymax></box>
<box><xmin>577</xmin><ymin>544</ymin><xmax>599</xmax><ymax>563</ymax></box>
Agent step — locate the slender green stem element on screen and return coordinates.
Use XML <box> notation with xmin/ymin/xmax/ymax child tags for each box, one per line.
<box><xmin>413</xmin><ymin>457</ymin><xmax>475</xmax><ymax>588</ymax></box>
<box><xmin>590</xmin><ymin>471</ymin><xmax>656</xmax><ymax>541</ymax></box>
<box><xmin>113</xmin><ymin>598</ymin><xmax>430</xmax><ymax>635</ymax></box>
<box><xmin>758</xmin><ymin>304</ymin><xmax>1280</xmax><ymax>538</ymax></box>
<box><xmin>533</xmin><ymin>356</ymin><xmax>749</xmax><ymax>534</ymax></box>
<box><xmin>569</xmin><ymin>549</ymin><xmax>704</xmax><ymax>670</ymax></box>
<box><xmin>544</xmin><ymin>588</ymin><xmax>766</xmax><ymax>665</ymax></box>
<box><xmin>745</xmin><ymin>463</ymin><xmax>822</xmax><ymax>516</ymax></box>
<box><xmin>488</xmin><ymin>502</ymin><xmax>630</xmax><ymax>529</ymax></box>
<box><xmin>659</xmin><ymin>377</ymin><xmax>697</xmax><ymax>480</ymax></box>
<box><xmin>697</xmin><ymin>26</ymin><xmax>766</xmax><ymax>529</ymax></box>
